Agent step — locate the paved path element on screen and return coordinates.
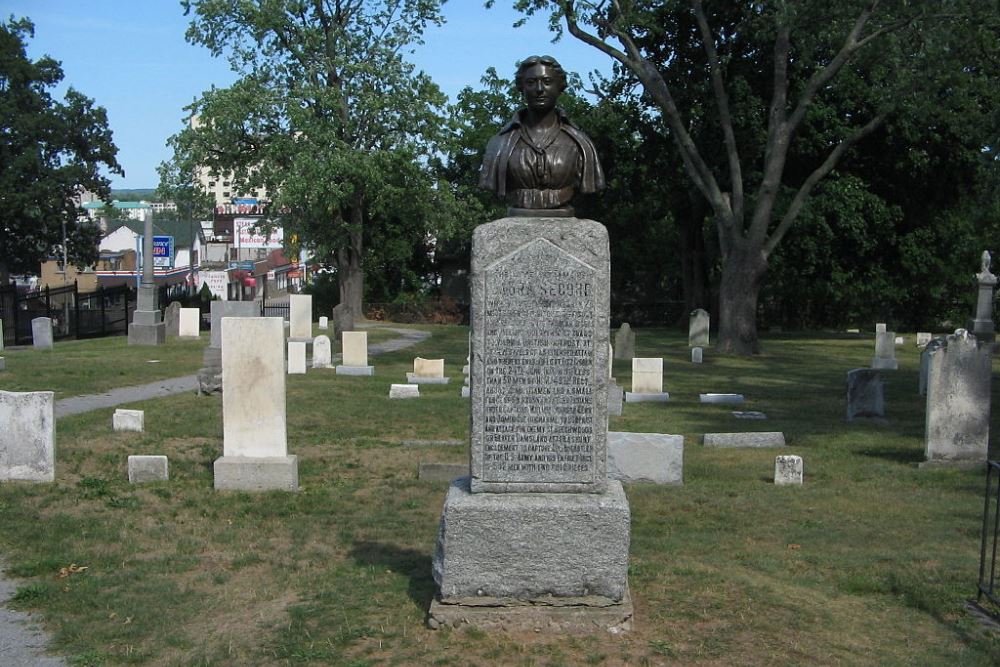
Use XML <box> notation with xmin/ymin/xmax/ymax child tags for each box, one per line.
<box><xmin>9</xmin><ymin>325</ymin><xmax>431</xmax><ymax>664</ymax></box>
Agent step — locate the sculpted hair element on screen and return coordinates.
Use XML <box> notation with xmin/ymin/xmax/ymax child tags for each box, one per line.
<box><xmin>515</xmin><ymin>55</ymin><xmax>568</xmax><ymax>92</ymax></box>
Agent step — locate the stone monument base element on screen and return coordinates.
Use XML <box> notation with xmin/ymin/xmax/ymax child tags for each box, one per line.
<box><xmin>432</xmin><ymin>477</ymin><xmax>630</xmax><ymax>603</ymax></box>
<box><xmin>428</xmin><ymin>586</ymin><xmax>633</xmax><ymax>634</ymax></box>
<box><xmin>871</xmin><ymin>358</ymin><xmax>898</xmax><ymax>370</ymax></box>
<box><xmin>336</xmin><ymin>365</ymin><xmax>374</xmax><ymax>376</ymax></box>
<box><xmin>625</xmin><ymin>391</ymin><xmax>669</xmax><ymax>403</ymax></box>
<box><xmin>214</xmin><ymin>455</ymin><xmax>298</xmax><ymax>491</ymax></box>
<box><xmin>128</xmin><ymin>320</ymin><xmax>166</xmax><ymax>346</ymax></box>
<box><xmin>406</xmin><ymin>373</ymin><xmax>450</xmax><ymax>384</ymax></box>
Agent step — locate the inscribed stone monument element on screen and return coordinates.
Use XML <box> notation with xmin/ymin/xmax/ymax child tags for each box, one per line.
<box><xmin>318</xmin><ymin>316</ymin><xmax>328</xmax><ymax>330</ymax></box>
<box><xmin>113</xmin><ymin>408</ymin><xmax>144</xmax><ymax>433</ymax></box>
<box><xmin>163</xmin><ymin>301</ymin><xmax>181</xmax><ymax>337</ymax></box>
<box><xmin>337</xmin><ymin>331</ymin><xmax>373</xmax><ymax>375</ymax></box>
<box><xmin>390</xmin><ymin>383</ymin><xmax>420</xmax><ymax>399</ymax></box>
<box><xmin>774</xmin><ymin>455</ymin><xmax>803</xmax><ymax>485</ymax></box>
<box><xmin>625</xmin><ymin>357</ymin><xmax>669</xmax><ymax>403</ymax></box>
<box><xmin>607</xmin><ymin>431</ymin><xmax>683</xmax><ymax>485</ymax></box>
<box><xmin>289</xmin><ymin>294</ymin><xmax>313</xmax><ymax>341</ymax></box>
<box><xmin>919</xmin><ymin>337</ymin><xmax>946</xmax><ymax>396</ymax></box>
<box><xmin>689</xmin><ymin>308</ymin><xmax>709</xmax><ymax>347</ymax></box>
<box><xmin>970</xmin><ymin>250</ymin><xmax>997</xmax><ymax>342</ymax></box>
<box><xmin>128</xmin><ymin>455</ymin><xmax>168</xmax><ymax>483</ymax></box>
<box><xmin>407</xmin><ymin>357</ymin><xmax>449</xmax><ymax>384</ymax></box>
<box><xmin>312</xmin><ymin>335</ymin><xmax>333</xmax><ymax>368</ymax></box>
<box><xmin>31</xmin><ymin>317</ymin><xmax>53</xmax><ymax>350</ymax></box>
<box><xmin>0</xmin><ymin>390</ymin><xmax>55</xmax><ymax>482</ymax></box>
<box><xmin>846</xmin><ymin>368</ymin><xmax>885</xmax><ymax>421</ymax></box>
<box><xmin>127</xmin><ymin>216</ymin><xmax>166</xmax><ymax>345</ymax></box>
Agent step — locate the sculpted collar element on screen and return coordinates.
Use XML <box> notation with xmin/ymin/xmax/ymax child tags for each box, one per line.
<box><xmin>497</xmin><ymin>107</ymin><xmax>581</xmax><ymax>135</ymax></box>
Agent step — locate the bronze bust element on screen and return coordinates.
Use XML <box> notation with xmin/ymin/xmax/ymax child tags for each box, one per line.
<box><xmin>479</xmin><ymin>55</ymin><xmax>605</xmax><ymax>216</ymax></box>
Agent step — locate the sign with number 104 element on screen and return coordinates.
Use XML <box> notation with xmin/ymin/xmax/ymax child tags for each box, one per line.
<box><xmin>152</xmin><ymin>236</ymin><xmax>174</xmax><ymax>268</ymax></box>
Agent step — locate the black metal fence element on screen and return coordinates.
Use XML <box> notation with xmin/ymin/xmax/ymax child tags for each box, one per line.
<box><xmin>978</xmin><ymin>460</ymin><xmax>1000</xmax><ymax>613</ymax></box>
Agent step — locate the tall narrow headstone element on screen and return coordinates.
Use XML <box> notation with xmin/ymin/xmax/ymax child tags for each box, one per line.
<box><xmin>31</xmin><ymin>317</ymin><xmax>53</xmax><ymax>350</ymax></box>
<box><xmin>163</xmin><ymin>302</ymin><xmax>182</xmax><ymax>337</ymax></box>
<box><xmin>214</xmin><ymin>317</ymin><xmax>297</xmax><ymax>491</ymax></box>
<box><xmin>871</xmin><ymin>331</ymin><xmax>898</xmax><ymax>370</ymax></box>
<box><xmin>0</xmin><ymin>390</ymin><xmax>55</xmax><ymax>482</ymax></box>
<box><xmin>919</xmin><ymin>337</ymin><xmax>946</xmax><ymax>396</ymax></box>
<box><xmin>337</xmin><ymin>331</ymin><xmax>373</xmax><ymax>375</ymax></box>
<box><xmin>688</xmin><ymin>308</ymin><xmax>709</xmax><ymax>347</ymax></box>
<box><xmin>178</xmin><ymin>308</ymin><xmax>200</xmax><ymax>337</ymax></box>
<box><xmin>289</xmin><ymin>294</ymin><xmax>313</xmax><ymax>341</ymax></box>
<box><xmin>312</xmin><ymin>335</ymin><xmax>333</xmax><ymax>368</ymax></box>
<box><xmin>613</xmin><ymin>323</ymin><xmax>635</xmax><ymax>360</ymax></box>
<box><xmin>318</xmin><ymin>316</ymin><xmax>329</xmax><ymax>330</ymax></box>
<box><xmin>287</xmin><ymin>341</ymin><xmax>306</xmax><ymax>374</ymax></box>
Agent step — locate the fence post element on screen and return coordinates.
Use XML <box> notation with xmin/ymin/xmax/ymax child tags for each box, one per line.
<box><xmin>100</xmin><ymin>285</ymin><xmax>106</xmax><ymax>336</ymax></box>
<box><xmin>73</xmin><ymin>280</ymin><xmax>79</xmax><ymax>339</ymax></box>
<box><xmin>45</xmin><ymin>284</ymin><xmax>51</xmax><ymax>317</ymax></box>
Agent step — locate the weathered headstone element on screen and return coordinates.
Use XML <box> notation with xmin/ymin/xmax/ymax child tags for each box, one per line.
<box><xmin>178</xmin><ymin>308</ymin><xmax>200</xmax><ymax>337</ymax></box>
<box><xmin>431</xmin><ymin>216</ymin><xmax>629</xmax><ymax>632</ymax></box>
<box><xmin>846</xmin><ymin>368</ymin><xmax>884</xmax><ymax>420</ymax></box>
<box><xmin>871</xmin><ymin>331</ymin><xmax>898</xmax><ymax>370</ymax></box>
<box><xmin>128</xmin><ymin>455</ymin><xmax>168</xmax><ymax>483</ymax></box>
<box><xmin>337</xmin><ymin>331</ymin><xmax>373</xmax><ymax>375</ymax></box>
<box><xmin>876</xmin><ymin>323</ymin><xmax>887</xmax><ymax>333</ymax></box>
<box><xmin>113</xmin><ymin>408</ymin><xmax>144</xmax><ymax>432</ymax></box>
<box><xmin>163</xmin><ymin>301</ymin><xmax>182</xmax><ymax>337</ymax></box>
<box><xmin>287</xmin><ymin>341</ymin><xmax>306</xmax><ymax>374</ymax></box>
<box><xmin>703</xmin><ymin>432</ymin><xmax>786</xmax><ymax>448</ymax></box>
<box><xmin>700</xmin><ymin>393</ymin><xmax>744</xmax><ymax>404</ymax></box>
<box><xmin>31</xmin><ymin>317</ymin><xmax>53</xmax><ymax>350</ymax></box>
<box><xmin>916</xmin><ymin>332</ymin><xmax>932</xmax><ymax>347</ymax></box>
<box><xmin>607</xmin><ymin>432</ymin><xmax>682</xmax><ymax>484</ymax></box>
<box><xmin>688</xmin><ymin>308</ymin><xmax>709</xmax><ymax>347</ymax></box>
<box><xmin>919</xmin><ymin>337</ymin><xmax>946</xmax><ymax>396</ymax></box>
<box><xmin>407</xmin><ymin>357</ymin><xmax>449</xmax><ymax>384</ymax></box>
<box><xmin>733</xmin><ymin>411</ymin><xmax>767</xmax><ymax>420</ymax></box>
<box><xmin>214</xmin><ymin>317</ymin><xmax>298</xmax><ymax>491</ymax></box>
<box><xmin>970</xmin><ymin>250</ymin><xmax>997</xmax><ymax>342</ymax></box>
<box><xmin>607</xmin><ymin>379</ymin><xmax>624</xmax><ymax>416</ymax></box>
<box><xmin>390</xmin><ymin>383</ymin><xmax>420</xmax><ymax>399</ymax></box>
<box><xmin>774</xmin><ymin>455</ymin><xmax>803</xmax><ymax>485</ymax></box>
<box><xmin>613</xmin><ymin>323</ymin><xmax>635</xmax><ymax>360</ymax></box>
<box><xmin>626</xmin><ymin>357</ymin><xmax>669</xmax><ymax>402</ymax></box>
<box><xmin>318</xmin><ymin>316</ymin><xmax>329</xmax><ymax>330</ymax></box>
<box><xmin>331</xmin><ymin>303</ymin><xmax>355</xmax><ymax>339</ymax></box>
<box><xmin>209</xmin><ymin>301</ymin><xmax>259</xmax><ymax>348</ymax></box>
<box><xmin>289</xmin><ymin>294</ymin><xmax>313</xmax><ymax>341</ymax></box>
<box><xmin>894</xmin><ymin>336</ymin><xmax>904</xmax><ymax>345</ymax></box>
<box><xmin>923</xmin><ymin>329</ymin><xmax>991</xmax><ymax>467</ymax></box>
<box><xmin>691</xmin><ymin>347</ymin><xmax>703</xmax><ymax>364</ymax></box>
<box><xmin>0</xmin><ymin>390</ymin><xmax>55</xmax><ymax>482</ymax></box>
<box><xmin>312</xmin><ymin>335</ymin><xmax>333</xmax><ymax>369</ymax></box>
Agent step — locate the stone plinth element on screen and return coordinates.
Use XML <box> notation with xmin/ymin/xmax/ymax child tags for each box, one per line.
<box><xmin>31</xmin><ymin>317</ymin><xmax>53</xmax><ymax>350</ymax></box>
<box><xmin>433</xmin><ymin>477</ymin><xmax>630</xmax><ymax>602</ymax></box>
<box><xmin>846</xmin><ymin>368</ymin><xmax>884</xmax><ymax>420</ymax></box>
<box><xmin>607</xmin><ymin>432</ymin><xmax>683</xmax><ymax>484</ymax></box>
<box><xmin>289</xmin><ymin>294</ymin><xmax>313</xmax><ymax>341</ymax></box>
<box><xmin>689</xmin><ymin>308</ymin><xmax>709</xmax><ymax>347</ymax></box>
<box><xmin>128</xmin><ymin>455</ymin><xmax>168</xmax><ymax>483</ymax></box>
<box><xmin>0</xmin><ymin>390</ymin><xmax>55</xmax><ymax>482</ymax></box>
<box><xmin>214</xmin><ymin>456</ymin><xmax>298</xmax><ymax>491</ymax></box>
<box><xmin>113</xmin><ymin>409</ymin><xmax>144</xmax><ymax>432</ymax></box>
<box><xmin>774</xmin><ymin>455</ymin><xmax>803</xmax><ymax>485</ymax></box>
<box><xmin>923</xmin><ymin>329</ymin><xmax>991</xmax><ymax>466</ymax></box>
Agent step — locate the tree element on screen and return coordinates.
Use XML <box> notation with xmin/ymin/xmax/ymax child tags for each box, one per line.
<box><xmin>173</xmin><ymin>0</ymin><xmax>455</xmax><ymax>316</ymax></box>
<box><xmin>500</xmin><ymin>0</ymin><xmax>1000</xmax><ymax>353</ymax></box>
<box><xmin>0</xmin><ymin>17</ymin><xmax>122</xmax><ymax>285</ymax></box>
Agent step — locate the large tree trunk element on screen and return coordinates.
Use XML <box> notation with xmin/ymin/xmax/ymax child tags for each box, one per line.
<box><xmin>337</xmin><ymin>220</ymin><xmax>364</xmax><ymax>317</ymax></box>
<box><xmin>678</xmin><ymin>192</ymin><xmax>709</xmax><ymax>323</ymax></box>
<box><xmin>0</xmin><ymin>260</ymin><xmax>9</xmax><ymax>288</ymax></box>
<box><xmin>716</xmin><ymin>243</ymin><xmax>768</xmax><ymax>355</ymax></box>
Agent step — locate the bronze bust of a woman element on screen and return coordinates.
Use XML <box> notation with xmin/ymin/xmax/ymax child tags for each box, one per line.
<box><xmin>479</xmin><ymin>55</ymin><xmax>605</xmax><ymax>216</ymax></box>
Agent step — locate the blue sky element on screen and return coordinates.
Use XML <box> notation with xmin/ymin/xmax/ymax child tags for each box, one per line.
<box><xmin>5</xmin><ymin>1</ymin><xmax>613</xmax><ymax>190</ymax></box>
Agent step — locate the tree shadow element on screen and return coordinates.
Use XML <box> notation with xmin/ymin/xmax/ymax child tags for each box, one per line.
<box><xmin>348</xmin><ymin>540</ymin><xmax>436</xmax><ymax>610</ymax></box>
<box><xmin>858</xmin><ymin>447</ymin><xmax>924</xmax><ymax>464</ymax></box>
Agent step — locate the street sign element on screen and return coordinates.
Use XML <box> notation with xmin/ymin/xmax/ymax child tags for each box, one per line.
<box><xmin>152</xmin><ymin>236</ymin><xmax>174</xmax><ymax>268</ymax></box>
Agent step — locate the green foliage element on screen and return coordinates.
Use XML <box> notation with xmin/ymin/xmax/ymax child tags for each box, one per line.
<box><xmin>0</xmin><ymin>17</ymin><xmax>122</xmax><ymax>281</ymax></box>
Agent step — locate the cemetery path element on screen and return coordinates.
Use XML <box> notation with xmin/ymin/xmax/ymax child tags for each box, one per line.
<box><xmin>53</xmin><ymin>325</ymin><xmax>431</xmax><ymax>418</ymax></box>
<box><xmin>0</xmin><ymin>566</ymin><xmax>67</xmax><ymax>666</ymax></box>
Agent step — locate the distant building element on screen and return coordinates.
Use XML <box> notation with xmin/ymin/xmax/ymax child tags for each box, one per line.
<box><xmin>190</xmin><ymin>115</ymin><xmax>269</xmax><ymax>207</ymax></box>
<box><xmin>82</xmin><ymin>200</ymin><xmax>152</xmax><ymax>224</ymax></box>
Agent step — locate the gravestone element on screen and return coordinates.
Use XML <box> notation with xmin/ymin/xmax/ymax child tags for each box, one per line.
<box><xmin>606</xmin><ymin>432</ymin><xmax>683</xmax><ymax>484</ymax></box>
<box><xmin>923</xmin><ymin>329</ymin><xmax>991</xmax><ymax>467</ymax></box>
<box><xmin>331</xmin><ymin>303</ymin><xmax>355</xmax><ymax>339</ymax></box>
<box><xmin>113</xmin><ymin>408</ymin><xmax>144</xmax><ymax>432</ymax></box>
<box><xmin>919</xmin><ymin>337</ymin><xmax>946</xmax><ymax>396</ymax></box>
<box><xmin>691</xmin><ymin>347</ymin><xmax>703</xmax><ymax>364</ymax></box>
<box><xmin>312</xmin><ymin>335</ymin><xmax>333</xmax><ymax>369</ymax></box>
<box><xmin>407</xmin><ymin>357</ymin><xmax>449</xmax><ymax>384</ymax></box>
<box><xmin>31</xmin><ymin>317</ymin><xmax>53</xmax><ymax>350</ymax></box>
<box><xmin>214</xmin><ymin>317</ymin><xmax>298</xmax><ymax>491</ymax></box>
<box><xmin>846</xmin><ymin>368</ymin><xmax>885</xmax><ymax>420</ymax></box>
<box><xmin>318</xmin><ymin>316</ymin><xmax>329</xmax><ymax>330</ymax></box>
<box><xmin>700</xmin><ymin>393</ymin><xmax>744</xmax><ymax>404</ymax></box>
<box><xmin>613</xmin><ymin>323</ymin><xmax>635</xmax><ymax>360</ymax></box>
<box><xmin>774</xmin><ymin>455</ymin><xmax>803</xmax><ymax>485</ymax></box>
<box><xmin>970</xmin><ymin>250</ymin><xmax>997</xmax><ymax>342</ymax></box>
<box><xmin>287</xmin><ymin>341</ymin><xmax>307</xmax><ymax>374</ymax></box>
<box><xmin>390</xmin><ymin>384</ymin><xmax>420</xmax><ymax>399</ymax></box>
<box><xmin>733</xmin><ymin>411</ymin><xmax>767</xmax><ymax>420</ymax></box>
<box><xmin>1</xmin><ymin>319</ymin><xmax>4</xmax><ymax>351</ymax></box>
<box><xmin>337</xmin><ymin>331</ymin><xmax>373</xmax><ymax>375</ymax></box>
<box><xmin>289</xmin><ymin>294</ymin><xmax>313</xmax><ymax>341</ymax></box>
<box><xmin>703</xmin><ymin>432</ymin><xmax>786</xmax><ymax>448</ymax></box>
<box><xmin>876</xmin><ymin>323</ymin><xmax>887</xmax><ymax>333</ymax></box>
<box><xmin>209</xmin><ymin>301</ymin><xmax>259</xmax><ymax>348</ymax></box>
<box><xmin>0</xmin><ymin>390</ymin><xmax>55</xmax><ymax>482</ymax></box>
<box><xmin>178</xmin><ymin>308</ymin><xmax>200</xmax><ymax>337</ymax></box>
<box><xmin>607</xmin><ymin>380</ymin><xmax>624</xmax><ymax>416</ymax></box>
<box><xmin>128</xmin><ymin>455</ymin><xmax>168</xmax><ymax>483</ymax></box>
<box><xmin>461</xmin><ymin>354</ymin><xmax>470</xmax><ymax>398</ymax></box>
<box><xmin>431</xmin><ymin>216</ymin><xmax>630</xmax><ymax>632</ymax></box>
<box><xmin>871</xmin><ymin>331</ymin><xmax>898</xmax><ymax>370</ymax></box>
<box><xmin>689</xmin><ymin>308</ymin><xmax>709</xmax><ymax>347</ymax></box>
<box><xmin>916</xmin><ymin>332</ymin><xmax>932</xmax><ymax>347</ymax></box>
<box><xmin>163</xmin><ymin>302</ymin><xmax>182</xmax><ymax>337</ymax></box>
<box><xmin>626</xmin><ymin>357</ymin><xmax>669</xmax><ymax>402</ymax></box>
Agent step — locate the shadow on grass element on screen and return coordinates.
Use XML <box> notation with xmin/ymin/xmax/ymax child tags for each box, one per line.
<box><xmin>858</xmin><ymin>447</ymin><xmax>924</xmax><ymax>465</ymax></box>
<box><xmin>349</xmin><ymin>540</ymin><xmax>436</xmax><ymax>610</ymax></box>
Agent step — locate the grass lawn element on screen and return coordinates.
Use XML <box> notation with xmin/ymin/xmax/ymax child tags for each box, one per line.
<box><xmin>1</xmin><ymin>325</ymin><xmax>998</xmax><ymax>666</ymax></box>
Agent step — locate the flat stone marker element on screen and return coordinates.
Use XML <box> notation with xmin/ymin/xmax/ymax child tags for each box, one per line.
<box><xmin>337</xmin><ymin>331</ymin><xmax>373</xmax><ymax>375</ymax></box>
<box><xmin>209</xmin><ymin>301</ymin><xmax>259</xmax><ymax>348</ymax></box>
<box><xmin>613</xmin><ymin>323</ymin><xmax>635</xmax><ymax>360</ymax></box>
<box><xmin>626</xmin><ymin>357</ymin><xmax>669</xmax><ymax>402</ymax></box>
<box><xmin>689</xmin><ymin>308</ymin><xmax>709</xmax><ymax>347</ymax></box>
<box><xmin>923</xmin><ymin>329</ymin><xmax>991</xmax><ymax>467</ymax></box>
<box><xmin>287</xmin><ymin>341</ymin><xmax>307</xmax><ymax>374</ymax></box>
<box><xmin>113</xmin><ymin>408</ymin><xmax>144</xmax><ymax>432</ymax></box>
<box><xmin>128</xmin><ymin>455</ymin><xmax>168</xmax><ymax>483</ymax></box>
<box><xmin>607</xmin><ymin>432</ymin><xmax>683</xmax><ymax>484</ymax></box>
<box><xmin>312</xmin><ymin>335</ymin><xmax>333</xmax><ymax>369</ymax></box>
<box><xmin>916</xmin><ymin>332</ymin><xmax>932</xmax><ymax>347</ymax></box>
<box><xmin>0</xmin><ymin>390</ymin><xmax>55</xmax><ymax>482</ymax></box>
<box><xmin>289</xmin><ymin>294</ymin><xmax>313</xmax><ymax>341</ymax></box>
<box><xmin>390</xmin><ymin>383</ymin><xmax>420</xmax><ymax>399</ymax></box>
<box><xmin>703</xmin><ymin>432</ymin><xmax>786</xmax><ymax>448</ymax></box>
<box><xmin>733</xmin><ymin>411</ymin><xmax>767</xmax><ymax>420</ymax></box>
<box><xmin>178</xmin><ymin>308</ymin><xmax>200</xmax><ymax>337</ymax></box>
<box><xmin>846</xmin><ymin>368</ymin><xmax>884</xmax><ymax>421</ymax></box>
<box><xmin>31</xmin><ymin>317</ymin><xmax>53</xmax><ymax>350</ymax></box>
<box><xmin>407</xmin><ymin>357</ymin><xmax>449</xmax><ymax>384</ymax></box>
<box><xmin>418</xmin><ymin>462</ymin><xmax>468</xmax><ymax>481</ymax></box>
<box><xmin>691</xmin><ymin>347</ymin><xmax>703</xmax><ymax>363</ymax></box>
<box><xmin>774</xmin><ymin>455</ymin><xmax>803</xmax><ymax>485</ymax></box>
<box><xmin>700</xmin><ymin>393</ymin><xmax>744</xmax><ymax>404</ymax></box>
<box><xmin>163</xmin><ymin>302</ymin><xmax>181</xmax><ymax>337</ymax></box>
<box><xmin>214</xmin><ymin>317</ymin><xmax>297</xmax><ymax>491</ymax></box>
<box><xmin>871</xmin><ymin>331</ymin><xmax>898</xmax><ymax>369</ymax></box>
<box><xmin>318</xmin><ymin>316</ymin><xmax>329</xmax><ymax>330</ymax></box>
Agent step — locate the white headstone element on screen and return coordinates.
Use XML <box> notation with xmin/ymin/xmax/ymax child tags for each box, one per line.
<box><xmin>31</xmin><ymin>317</ymin><xmax>53</xmax><ymax>350</ymax></box>
<box><xmin>113</xmin><ymin>408</ymin><xmax>144</xmax><ymax>432</ymax></box>
<box><xmin>916</xmin><ymin>332</ymin><xmax>932</xmax><ymax>347</ymax></box>
<box><xmin>413</xmin><ymin>357</ymin><xmax>445</xmax><ymax>377</ymax></box>
<box><xmin>0</xmin><ymin>319</ymin><xmax>5</xmax><ymax>352</ymax></box>
<box><xmin>631</xmin><ymin>357</ymin><xmax>663</xmax><ymax>394</ymax></box>
<box><xmin>774</xmin><ymin>455</ymin><xmax>803</xmax><ymax>485</ymax></box>
<box><xmin>178</xmin><ymin>308</ymin><xmax>200</xmax><ymax>337</ymax></box>
<box><xmin>390</xmin><ymin>383</ymin><xmax>420</xmax><ymax>399</ymax></box>
<box><xmin>287</xmin><ymin>341</ymin><xmax>307</xmax><ymax>374</ymax></box>
<box><xmin>872</xmin><ymin>331</ymin><xmax>898</xmax><ymax>370</ymax></box>
<box><xmin>691</xmin><ymin>347</ymin><xmax>703</xmax><ymax>363</ymax></box>
<box><xmin>876</xmin><ymin>323</ymin><xmax>887</xmax><ymax>333</ymax></box>
<box><xmin>341</xmin><ymin>331</ymin><xmax>368</xmax><ymax>367</ymax></box>
<box><xmin>289</xmin><ymin>294</ymin><xmax>313</xmax><ymax>340</ymax></box>
<box><xmin>606</xmin><ymin>432</ymin><xmax>683</xmax><ymax>485</ymax></box>
<box><xmin>0</xmin><ymin>390</ymin><xmax>55</xmax><ymax>482</ymax></box>
<box><xmin>222</xmin><ymin>318</ymin><xmax>287</xmax><ymax>457</ymax></box>
<box><xmin>312</xmin><ymin>335</ymin><xmax>333</xmax><ymax>368</ymax></box>
<box><xmin>318</xmin><ymin>316</ymin><xmax>329</xmax><ymax>330</ymax></box>
<box><xmin>894</xmin><ymin>336</ymin><xmax>904</xmax><ymax>345</ymax></box>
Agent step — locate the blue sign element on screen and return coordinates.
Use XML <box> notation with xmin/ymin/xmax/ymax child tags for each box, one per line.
<box><xmin>228</xmin><ymin>260</ymin><xmax>255</xmax><ymax>271</ymax></box>
<box><xmin>152</xmin><ymin>236</ymin><xmax>174</xmax><ymax>268</ymax></box>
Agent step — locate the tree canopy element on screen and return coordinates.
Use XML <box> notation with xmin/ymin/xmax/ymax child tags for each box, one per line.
<box><xmin>0</xmin><ymin>17</ymin><xmax>122</xmax><ymax>285</ymax></box>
